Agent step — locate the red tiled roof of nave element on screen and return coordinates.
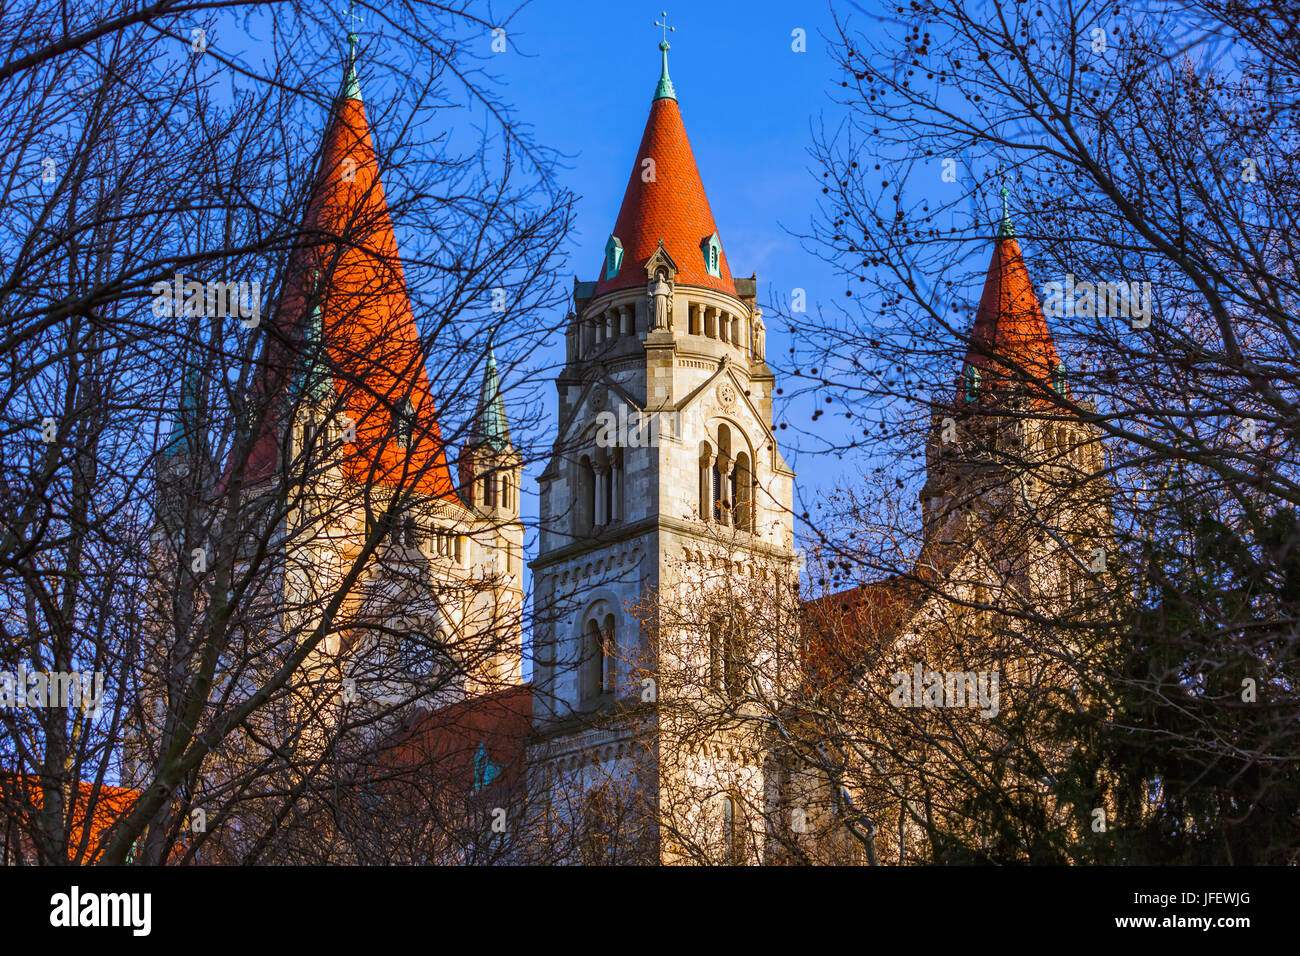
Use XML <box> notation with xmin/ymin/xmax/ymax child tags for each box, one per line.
<box><xmin>233</xmin><ymin>90</ymin><xmax>459</xmax><ymax>502</ymax></box>
<box><xmin>592</xmin><ymin>95</ymin><xmax>737</xmax><ymax>298</ymax></box>
<box><xmin>800</xmin><ymin>579</ymin><xmax>922</xmax><ymax>690</ymax></box>
<box><xmin>381</xmin><ymin>684</ymin><xmax>532</xmax><ymax>791</ymax></box>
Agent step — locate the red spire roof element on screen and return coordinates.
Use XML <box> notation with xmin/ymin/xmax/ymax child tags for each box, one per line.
<box><xmin>236</xmin><ymin>77</ymin><xmax>459</xmax><ymax>502</ymax></box>
<box><xmin>592</xmin><ymin>92</ymin><xmax>736</xmax><ymax>297</ymax></box>
<box><xmin>959</xmin><ymin>234</ymin><xmax>1062</xmax><ymax>405</ymax></box>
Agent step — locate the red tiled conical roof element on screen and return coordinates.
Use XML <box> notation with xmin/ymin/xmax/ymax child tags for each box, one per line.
<box><xmin>592</xmin><ymin>73</ymin><xmax>736</xmax><ymax>297</ymax></box>
<box><xmin>959</xmin><ymin>234</ymin><xmax>1062</xmax><ymax>406</ymax></box>
<box><xmin>236</xmin><ymin>66</ymin><xmax>459</xmax><ymax>502</ymax></box>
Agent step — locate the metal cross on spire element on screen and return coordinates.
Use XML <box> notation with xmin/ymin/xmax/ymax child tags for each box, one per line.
<box><xmin>996</xmin><ymin>161</ymin><xmax>1015</xmax><ymax>239</ymax></box>
<box><xmin>653</xmin><ymin>11</ymin><xmax>677</xmax><ymax>100</ymax></box>
<box><xmin>654</xmin><ymin>11</ymin><xmax>675</xmax><ymax>47</ymax></box>
<box><xmin>344</xmin><ymin>0</ymin><xmax>363</xmax><ymax>54</ymax></box>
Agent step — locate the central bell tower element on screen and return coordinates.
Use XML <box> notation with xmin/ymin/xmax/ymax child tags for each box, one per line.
<box><xmin>529</xmin><ymin>38</ymin><xmax>799</xmax><ymax>864</ymax></box>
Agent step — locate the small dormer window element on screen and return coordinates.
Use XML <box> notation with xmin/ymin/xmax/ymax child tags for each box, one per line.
<box><xmin>964</xmin><ymin>364</ymin><xmax>980</xmax><ymax>401</ymax></box>
<box><xmin>701</xmin><ymin>233</ymin><xmax>722</xmax><ymax>278</ymax></box>
<box><xmin>605</xmin><ymin>235</ymin><xmax>624</xmax><ymax>279</ymax></box>
<box><xmin>396</xmin><ymin>398</ymin><xmax>416</xmax><ymax>448</ymax></box>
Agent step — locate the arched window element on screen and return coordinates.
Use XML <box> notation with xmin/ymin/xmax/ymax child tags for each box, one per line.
<box><xmin>501</xmin><ymin>473</ymin><xmax>512</xmax><ymax>510</ymax></box>
<box><xmin>723</xmin><ymin>611</ymin><xmax>748</xmax><ymax>699</ymax></box>
<box><xmin>714</xmin><ymin>424</ymin><xmax>733</xmax><ymax>524</ymax></box>
<box><xmin>733</xmin><ymin>452</ymin><xmax>753</xmax><ymax>532</ymax></box>
<box><xmin>583</xmin><ymin>615</ymin><xmax>614</xmax><ymax>702</ymax></box>
<box><xmin>582</xmin><ymin>789</ymin><xmax>611</xmax><ymax>865</ymax></box>
<box><xmin>578</xmin><ymin>456</ymin><xmax>596</xmax><ymax>533</ymax></box>
<box><xmin>602</xmin><ymin>613</ymin><xmax>616</xmax><ymax>693</ymax></box>
<box><xmin>722</xmin><ymin>794</ymin><xmax>741</xmax><ymax>865</ymax></box>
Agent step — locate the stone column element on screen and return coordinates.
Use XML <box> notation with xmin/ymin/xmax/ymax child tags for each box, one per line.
<box><xmin>593</xmin><ymin>463</ymin><xmax>609</xmax><ymax>526</ymax></box>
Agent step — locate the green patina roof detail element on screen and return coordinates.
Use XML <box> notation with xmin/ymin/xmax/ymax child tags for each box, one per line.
<box><xmin>344</xmin><ymin>31</ymin><xmax>363</xmax><ymax>102</ymax></box>
<box><xmin>654</xmin><ymin>40</ymin><xmax>676</xmax><ymax>101</ymax></box>
<box><xmin>473</xmin><ymin>347</ymin><xmax>511</xmax><ymax>451</ymax></box>
<box><xmin>294</xmin><ymin>301</ymin><xmax>335</xmax><ymax>403</ymax></box>
<box><xmin>996</xmin><ymin>162</ymin><xmax>1015</xmax><ymax>239</ymax></box>
<box><xmin>162</xmin><ymin>364</ymin><xmax>202</xmax><ymax>457</ymax></box>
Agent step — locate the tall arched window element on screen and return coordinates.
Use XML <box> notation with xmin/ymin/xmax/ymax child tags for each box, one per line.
<box><xmin>733</xmin><ymin>452</ymin><xmax>753</xmax><ymax>532</ymax></box>
<box><xmin>584</xmin><ymin>619</ymin><xmax>603</xmax><ymax>703</ymax></box>
<box><xmin>714</xmin><ymin>424</ymin><xmax>733</xmax><ymax>524</ymax></box>
<box><xmin>601</xmin><ymin>613</ymin><xmax>616</xmax><ymax>693</ymax></box>
<box><xmin>584</xmin><ymin>615</ymin><xmax>614</xmax><ymax>702</ymax></box>
<box><xmin>578</xmin><ymin>456</ymin><xmax>596</xmax><ymax>533</ymax></box>
<box><xmin>722</xmin><ymin>794</ymin><xmax>741</xmax><ymax>865</ymax></box>
<box><xmin>724</xmin><ymin>615</ymin><xmax>747</xmax><ymax>699</ymax></box>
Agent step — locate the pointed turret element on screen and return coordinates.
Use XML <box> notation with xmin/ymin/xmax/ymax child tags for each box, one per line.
<box><xmin>592</xmin><ymin>43</ymin><xmax>735</xmax><ymax>297</ymax></box>
<box><xmin>460</xmin><ymin>347</ymin><xmax>520</xmax><ymax>517</ymax></box>
<box><xmin>470</xmin><ymin>347</ymin><xmax>511</xmax><ymax>452</ymax></box>
<box><xmin>958</xmin><ymin>171</ymin><xmax>1063</xmax><ymax>406</ymax></box>
<box><xmin>162</xmin><ymin>362</ymin><xmax>204</xmax><ymax>461</ymax></box>
<box><xmin>232</xmin><ymin>30</ymin><xmax>458</xmax><ymax>501</ymax></box>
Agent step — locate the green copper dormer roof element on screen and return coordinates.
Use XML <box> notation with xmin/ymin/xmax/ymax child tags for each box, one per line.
<box><xmin>996</xmin><ymin>162</ymin><xmax>1015</xmax><ymax>239</ymax></box>
<box><xmin>293</xmin><ymin>301</ymin><xmax>335</xmax><ymax>403</ymax></box>
<box><xmin>162</xmin><ymin>364</ymin><xmax>202</xmax><ymax>458</ymax></box>
<box><xmin>471</xmin><ymin>347</ymin><xmax>511</xmax><ymax>451</ymax></box>
<box><xmin>654</xmin><ymin>40</ymin><xmax>676</xmax><ymax>101</ymax></box>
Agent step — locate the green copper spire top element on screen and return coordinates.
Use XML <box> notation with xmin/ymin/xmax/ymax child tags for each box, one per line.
<box><xmin>473</xmin><ymin>347</ymin><xmax>511</xmax><ymax>451</ymax></box>
<box><xmin>343</xmin><ymin>1</ymin><xmax>363</xmax><ymax>101</ymax></box>
<box><xmin>162</xmin><ymin>363</ymin><xmax>202</xmax><ymax>458</ymax></box>
<box><xmin>295</xmin><ymin>298</ymin><xmax>334</xmax><ymax>403</ymax></box>
<box><xmin>996</xmin><ymin>162</ymin><xmax>1015</xmax><ymax>239</ymax></box>
<box><xmin>653</xmin><ymin>12</ymin><xmax>676</xmax><ymax>101</ymax></box>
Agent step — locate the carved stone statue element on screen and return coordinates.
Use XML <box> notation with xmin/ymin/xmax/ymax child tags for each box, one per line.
<box><xmin>648</xmin><ymin>271</ymin><xmax>672</xmax><ymax>331</ymax></box>
<box><xmin>751</xmin><ymin>307</ymin><xmax>766</xmax><ymax>361</ymax></box>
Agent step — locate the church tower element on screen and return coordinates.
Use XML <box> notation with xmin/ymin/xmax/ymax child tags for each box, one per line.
<box><xmin>220</xmin><ymin>28</ymin><xmax>524</xmax><ymax>727</ymax></box>
<box><xmin>918</xmin><ymin>177</ymin><xmax>1111</xmax><ymax>606</ymax></box>
<box><xmin>529</xmin><ymin>38</ymin><xmax>799</xmax><ymax>863</ymax></box>
<box><xmin>458</xmin><ymin>347</ymin><xmax>525</xmax><ymax>689</ymax></box>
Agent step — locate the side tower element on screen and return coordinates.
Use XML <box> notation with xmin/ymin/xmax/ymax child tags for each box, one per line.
<box><xmin>919</xmin><ymin>186</ymin><xmax>1111</xmax><ymax>595</ymax></box>
<box><xmin>459</xmin><ymin>348</ymin><xmax>525</xmax><ymax>690</ymax></box>
<box><xmin>224</xmin><ymin>31</ymin><xmax>524</xmax><ymax>730</ymax></box>
<box><xmin>529</xmin><ymin>39</ymin><xmax>799</xmax><ymax>864</ymax></box>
